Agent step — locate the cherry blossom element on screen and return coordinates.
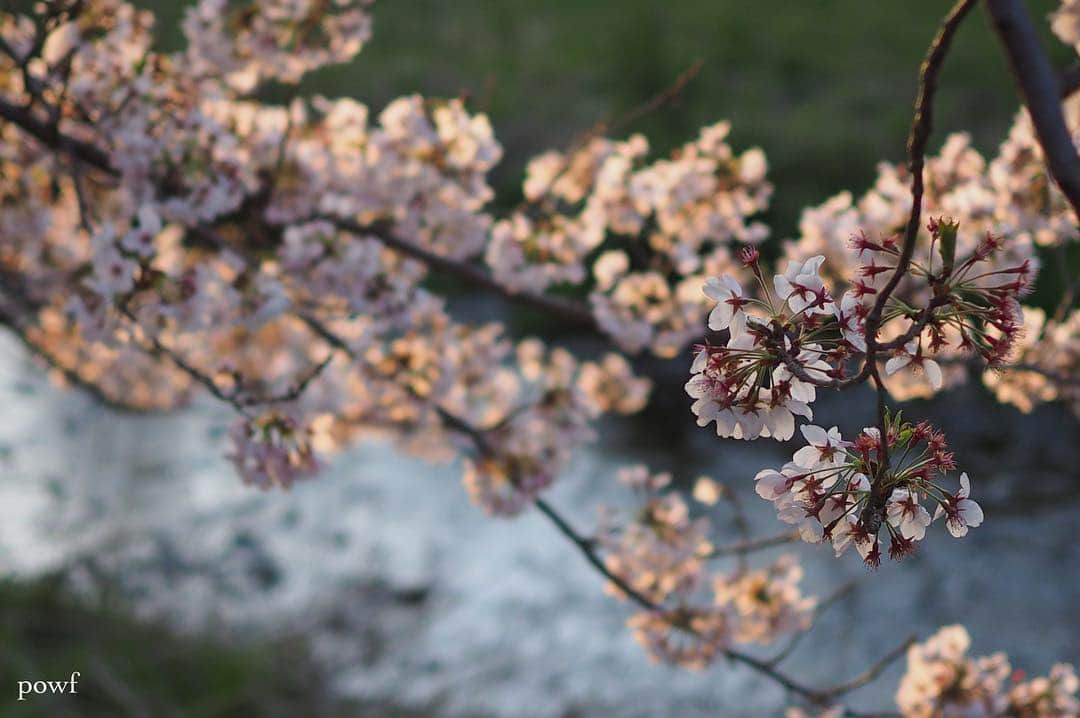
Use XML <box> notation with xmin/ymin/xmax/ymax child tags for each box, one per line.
<box><xmin>792</xmin><ymin>425</ymin><xmax>850</xmax><ymax>469</ymax></box>
<box><xmin>687</xmin><ymin>251</ymin><xmax>851</xmax><ymax>442</ymax></box>
<box><xmin>713</xmin><ymin>555</ymin><xmax>815</xmax><ymax>645</ymax></box>
<box><xmin>703</xmin><ymin>275</ymin><xmax>750</xmax><ymax>333</ymax></box>
<box><xmin>897</xmin><ymin>625</ymin><xmax>1079</xmax><ymax>718</ymax></box>
<box><xmin>751</xmin><ymin>416</ymin><xmax>984</xmax><ymax>566</ymax></box>
<box><xmin>226</xmin><ymin>411</ymin><xmax>321</xmax><ymax>490</ymax></box>
<box><xmin>0</xmin><ymin>1</ymin><xmax>1077</xmax><ymax>712</ymax></box>
<box><xmin>886</xmin><ymin>488</ymin><xmax>932</xmax><ymax>541</ymax></box>
<box><xmin>933</xmin><ymin>472</ymin><xmax>984</xmax><ymax>538</ymax></box>
<box><xmin>885</xmin><ymin>340</ymin><xmax>944</xmax><ymax>391</ymax></box>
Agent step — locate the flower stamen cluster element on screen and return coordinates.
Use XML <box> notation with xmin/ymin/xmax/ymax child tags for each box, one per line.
<box><xmin>754</xmin><ymin>417</ymin><xmax>982</xmax><ymax>568</ymax></box>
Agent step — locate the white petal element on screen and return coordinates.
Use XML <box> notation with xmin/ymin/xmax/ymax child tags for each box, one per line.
<box><xmin>773</xmin><ymin>274</ymin><xmax>794</xmax><ymax>299</ymax></box>
<box><xmin>958</xmin><ymin>499</ymin><xmax>983</xmax><ymax>528</ymax></box>
<box><xmin>798</xmin><ymin>521</ymin><xmax>823</xmax><ymax>543</ymax></box>
<box><xmin>923</xmin><ymin>359</ymin><xmax>943</xmax><ymax>389</ymax></box>
<box><xmin>728</xmin><ymin>310</ymin><xmax>747</xmax><ymax>339</ymax></box>
<box><xmin>904</xmin><ymin>518</ymin><xmax>927</xmax><ymax>541</ymax></box>
<box><xmin>702</xmin><ymin>276</ymin><xmax>725</xmax><ymax>300</ymax></box>
<box><xmin>708</xmin><ymin>301</ymin><xmax>733</xmax><ymax>331</ymax></box>
<box><xmin>792</xmin><ymin>445</ymin><xmax>820</xmax><ymax>468</ymax></box>
<box><xmin>850</xmin><ymin>473</ymin><xmax>870</xmax><ymax>492</ymax></box>
<box><xmin>771</xmin><ymin>409</ymin><xmax>795</xmax><ymax>441</ymax></box>
<box><xmin>800</xmin><ymin>424</ymin><xmax>829</xmax><ymax>446</ymax></box>
<box><xmin>788</xmin><ymin>400</ymin><xmax>813</xmax><ymax>419</ymax></box>
<box><xmin>803</xmin><ymin>255</ymin><xmax>826</xmax><ymax>276</ymax></box>
<box><xmin>754</xmin><ymin>469</ymin><xmax>789</xmax><ymax>500</ymax></box>
<box><xmin>885</xmin><ymin>355</ymin><xmax>910</xmax><ymax>375</ymax></box>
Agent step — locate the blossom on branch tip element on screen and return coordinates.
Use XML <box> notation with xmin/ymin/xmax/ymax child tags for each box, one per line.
<box><xmin>933</xmin><ymin>472</ymin><xmax>984</xmax><ymax>538</ymax></box>
<box><xmin>885</xmin><ymin>340</ymin><xmax>944</xmax><ymax>391</ymax></box>
<box><xmin>226</xmin><ymin>412</ymin><xmax>321</xmax><ymax>490</ymax></box>
<box><xmin>792</xmin><ymin>424</ymin><xmax>851</xmax><ymax>469</ymax></box>
<box><xmin>688</xmin><ymin>256</ymin><xmax>857</xmax><ymax>442</ymax></box>
<box><xmin>703</xmin><ymin>275</ymin><xmax>749</xmax><ymax>333</ymax></box>
<box><xmin>773</xmin><ymin>255</ymin><xmax>835</xmax><ymax>316</ymax></box>
<box><xmin>752</xmin><ymin>418</ymin><xmax>982</xmax><ymax>565</ymax></box>
<box><xmin>897</xmin><ymin>625</ymin><xmax>1078</xmax><ymax>717</ymax></box>
<box><xmin>886</xmin><ymin>488</ymin><xmax>932</xmax><ymax>541</ymax></box>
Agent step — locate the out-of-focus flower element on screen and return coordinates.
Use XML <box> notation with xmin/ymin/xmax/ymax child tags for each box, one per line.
<box><xmin>226</xmin><ymin>412</ymin><xmax>321</xmax><ymax>490</ymax></box>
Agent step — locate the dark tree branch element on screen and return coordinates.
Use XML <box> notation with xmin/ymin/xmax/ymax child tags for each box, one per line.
<box><xmin>0</xmin><ymin>298</ymin><xmax>165</xmax><ymax>414</ymax></box>
<box><xmin>535</xmin><ymin>495</ymin><xmax>906</xmax><ymax>716</ymax></box>
<box><xmin>985</xmin><ymin>0</ymin><xmax>1080</xmax><ymax>218</ymax></box>
<box><xmin>859</xmin><ymin>0</ymin><xmax>977</xmax><ymax>495</ymax></box>
<box><xmin>425</xmin><ymin>405</ymin><xmax>906</xmax><ymax>716</ymax></box>
<box><xmin>1061</xmin><ymin>63</ymin><xmax>1080</xmax><ymax>97</ymax></box>
<box><xmin>765</xmin><ymin>580</ymin><xmax>859</xmax><ymax>668</ymax></box>
<box><xmin>864</xmin><ymin>0</ymin><xmax>977</xmax><ymax>353</ymax></box>
<box><xmin>0</xmin><ymin>98</ymin><xmax>602</xmax><ymax>335</ymax></box>
<box><xmin>323</xmin><ymin>216</ymin><xmax>598</xmax><ymax>330</ymax></box>
<box><xmin>0</xmin><ymin>95</ymin><xmax>115</xmax><ymax>173</ymax></box>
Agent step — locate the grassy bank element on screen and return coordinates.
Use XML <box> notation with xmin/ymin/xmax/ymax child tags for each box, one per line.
<box><xmin>0</xmin><ymin>575</ymin><xmax>363</xmax><ymax>717</ymax></box>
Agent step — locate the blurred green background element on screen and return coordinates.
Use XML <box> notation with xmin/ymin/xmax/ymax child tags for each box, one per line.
<box><xmin>147</xmin><ymin>0</ymin><xmax>1071</xmax><ymax>236</ymax></box>
<box><xmin>144</xmin><ymin>0</ymin><xmax>1078</xmax><ymax>309</ymax></box>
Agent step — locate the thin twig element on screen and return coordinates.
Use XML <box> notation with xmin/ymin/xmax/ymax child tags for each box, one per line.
<box><xmin>600</xmin><ymin>59</ymin><xmax>705</xmax><ymax>137</ymax></box>
<box><xmin>0</xmin><ymin>95</ymin><xmax>115</xmax><ymax>173</ymax></box>
<box><xmin>0</xmin><ymin>298</ymin><xmax>164</xmax><ymax>414</ymax></box>
<box><xmin>123</xmin><ymin>314</ymin><xmax>254</xmax><ymax>416</ymax></box>
<box><xmin>323</xmin><ymin>215</ymin><xmax>598</xmax><ymax>330</ymax></box>
<box><xmin>0</xmin><ymin>98</ymin><xmax>601</xmax><ymax>335</ymax></box>
<box><xmin>534</xmin><ymin>497</ymin><xmax>659</xmax><ymax>610</ymax></box>
<box><xmin>936</xmin><ymin>354</ymin><xmax>1080</xmax><ymax>387</ymax></box>
<box><xmin>860</xmin><ymin>0</ymin><xmax>977</xmax><ymax>499</ymax></box>
<box><xmin>766</xmin><ymin>580</ymin><xmax>859</xmax><ymax>667</ymax></box>
<box><xmin>541</xmin><ymin>491</ymin><xmax>907</xmax><ymax>716</ymax></box>
<box><xmin>821</xmin><ymin>635</ymin><xmax>915</xmax><ymax>698</ymax></box>
<box><xmin>233</xmin><ymin>353</ymin><xmax>334</xmax><ymax>407</ymax></box>
<box><xmin>441</xmin><ymin>406</ymin><xmax>903</xmax><ymax>714</ymax></box>
<box><xmin>707</xmin><ymin>530</ymin><xmax>801</xmax><ymax>558</ymax></box>
<box><xmin>863</xmin><ymin>0</ymin><xmax>977</xmax><ymax>356</ymax></box>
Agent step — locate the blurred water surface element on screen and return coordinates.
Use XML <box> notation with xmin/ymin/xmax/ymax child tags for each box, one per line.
<box><xmin>2</xmin><ymin>334</ymin><xmax>1078</xmax><ymax>717</ymax></box>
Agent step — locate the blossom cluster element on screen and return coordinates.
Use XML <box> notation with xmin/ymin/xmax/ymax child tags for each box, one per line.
<box><xmin>692</xmin><ymin>214</ymin><xmax>1040</xmax><ymax>432</ymax></box>
<box><xmin>686</xmin><ymin>248</ymin><xmax>849</xmax><ymax>442</ymax></box>
<box><xmin>983</xmin><ymin>307</ymin><xmax>1080</xmax><ymax>417</ymax></box>
<box><xmin>226</xmin><ymin>410</ymin><xmax>321</xmax><ymax>489</ymax></box>
<box><xmin>183</xmin><ymin>0</ymin><xmax>374</xmax><ymax>93</ymax></box>
<box><xmin>0</xmin><ymin>0</ymin><xmax>656</xmax><ymax>520</ymax></box>
<box><xmin>461</xmin><ymin>341</ymin><xmax>651</xmax><ymax>515</ymax></box>
<box><xmin>785</xmin><ymin>107</ymin><xmax>1078</xmax><ymax>406</ymax></box>
<box><xmin>687</xmin><ymin>197</ymin><xmax>1054</xmax><ymax>562</ymax></box>
<box><xmin>897</xmin><ymin>626</ymin><xmax>1079</xmax><ymax>717</ymax></box>
<box><xmin>755</xmin><ymin>418</ymin><xmax>982</xmax><ymax>567</ymax></box>
<box><xmin>600</xmin><ymin>467</ymin><xmax>815</xmax><ymax>668</ymax></box>
<box><xmin>486</xmin><ymin>124</ymin><xmax>770</xmax><ymax>357</ymax></box>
